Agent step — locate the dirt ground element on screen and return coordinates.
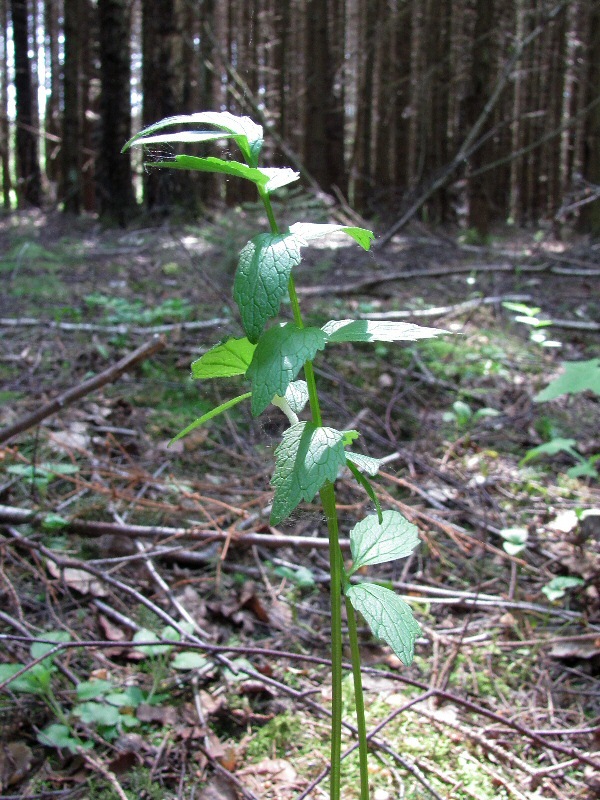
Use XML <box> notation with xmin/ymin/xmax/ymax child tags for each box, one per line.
<box><xmin>0</xmin><ymin>201</ymin><xmax>599</xmax><ymax>800</ymax></box>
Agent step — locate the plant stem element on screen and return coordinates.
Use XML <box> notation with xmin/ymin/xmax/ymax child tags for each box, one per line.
<box><xmin>320</xmin><ymin>480</ymin><xmax>344</xmax><ymax>800</ymax></box>
<box><xmin>345</xmin><ymin>595</ymin><xmax>370</xmax><ymax>800</ymax></box>
<box><xmin>258</xmin><ymin>186</ymin><xmax>345</xmax><ymax>800</ymax></box>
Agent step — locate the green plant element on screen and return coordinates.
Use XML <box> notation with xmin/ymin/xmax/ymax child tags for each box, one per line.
<box><xmin>443</xmin><ymin>399</ymin><xmax>499</xmax><ymax>431</ymax></box>
<box><xmin>502</xmin><ymin>301</ymin><xmax>562</xmax><ymax>348</ymax></box>
<box><xmin>123</xmin><ymin>111</ymin><xmax>447</xmax><ymax>800</ymax></box>
<box><xmin>0</xmin><ymin>626</ymin><xmax>208</xmax><ymax>754</ymax></box>
<box><xmin>527</xmin><ymin>359</ymin><xmax>600</xmax><ymax>479</ymax></box>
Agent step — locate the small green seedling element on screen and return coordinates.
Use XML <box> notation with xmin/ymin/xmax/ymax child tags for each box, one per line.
<box><xmin>502</xmin><ymin>301</ymin><xmax>561</xmax><ymax>347</ymax></box>
<box><xmin>541</xmin><ymin>576</ymin><xmax>584</xmax><ymax>602</ymax></box>
<box><xmin>0</xmin><ymin>629</ymin><xmax>198</xmax><ymax>753</ymax></box>
<box><xmin>443</xmin><ymin>399</ymin><xmax>499</xmax><ymax>431</ymax></box>
<box><xmin>123</xmin><ymin>111</ymin><xmax>448</xmax><ymax>800</ymax></box>
<box><xmin>499</xmin><ymin>527</ymin><xmax>528</xmax><ymax>556</ymax></box>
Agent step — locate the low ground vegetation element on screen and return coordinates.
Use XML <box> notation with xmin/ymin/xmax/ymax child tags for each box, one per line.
<box><xmin>0</xmin><ymin>200</ymin><xmax>598</xmax><ymax>799</ymax></box>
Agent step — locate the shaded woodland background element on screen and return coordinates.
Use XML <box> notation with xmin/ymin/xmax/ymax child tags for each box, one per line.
<box><xmin>3</xmin><ymin>0</ymin><xmax>600</xmax><ymax>235</ymax></box>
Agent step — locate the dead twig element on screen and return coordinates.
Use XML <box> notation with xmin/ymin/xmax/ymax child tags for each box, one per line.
<box><xmin>0</xmin><ymin>335</ymin><xmax>167</xmax><ymax>445</ymax></box>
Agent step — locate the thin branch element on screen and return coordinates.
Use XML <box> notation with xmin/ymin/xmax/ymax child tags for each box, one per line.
<box><xmin>0</xmin><ymin>335</ymin><xmax>167</xmax><ymax>445</ymax></box>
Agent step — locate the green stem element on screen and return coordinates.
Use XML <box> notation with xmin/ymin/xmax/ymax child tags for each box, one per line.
<box><xmin>345</xmin><ymin>595</ymin><xmax>370</xmax><ymax>800</ymax></box>
<box><xmin>320</xmin><ymin>481</ymin><xmax>344</xmax><ymax>800</ymax></box>
<box><xmin>258</xmin><ymin>184</ymin><xmax>346</xmax><ymax>800</ymax></box>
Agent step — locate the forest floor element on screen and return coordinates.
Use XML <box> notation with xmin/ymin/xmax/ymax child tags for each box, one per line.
<box><xmin>0</xmin><ymin>193</ymin><xmax>599</xmax><ymax>800</ymax></box>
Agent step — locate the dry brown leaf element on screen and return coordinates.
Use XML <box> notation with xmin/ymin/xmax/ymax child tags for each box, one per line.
<box><xmin>47</xmin><ymin>560</ymin><xmax>107</xmax><ymax>596</ymax></box>
<box><xmin>135</xmin><ymin>703</ymin><xmax>178</xmax><ymax>725</ymax></box>
<box><xmin>98</xmin><ymin>614</ymin><xmax>127</xmax><ymax>642</ymax></box>
<box><xmin>0</xmin><ymin>742</ymin><xmax>33</xmax><ymax>790</ymax></box>
<box><xmin>195</xmin><ymin>774</ymin><xmax>239</xmax><ymax>800</ymax></box>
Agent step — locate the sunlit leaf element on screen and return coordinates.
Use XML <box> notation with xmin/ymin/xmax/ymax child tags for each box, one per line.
<box><xmin>349</xmin><ymin>510</ymin><xmax>419</xmax><ymax>572</ymax></box>
<box><xmin>271</xmin><ymin>422</ymin><xmax>347</xmax><ymax>524</ymax></box>
<box><xmin>346</xmin><ymin>582</ymin><xmax>421</xmax><ymax>665</ymax></box>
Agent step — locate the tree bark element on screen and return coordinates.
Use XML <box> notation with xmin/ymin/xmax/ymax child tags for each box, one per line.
<box><xmin>98</xmin><ymin>0</ymin><xmax>136</xmax><ymax>224</ymax></box>
<box><xmin>304</xmin><ymin>0</ymin><xmax>346</xmax><ymax>195</ymax></box>
<box><xmin>10</xmin><ymin>0</ymin><xmax>42</xmax><ymax>207</ymax></box>
<box><xmin>44</xmin><ymin>0</ymin><xmax>61</xmax><ymax>186</ymax></box>
<box><xmin>0</xmin><ymin>0</ymin><xmax>11</xmax><ymax>208</ymax></box>
<box><xmin>62</xmin><ymin>0</ymin><xmax>82</xmax><ymax>213</ymax></box>
<box><xmin>581</xmin><ymin>0</ymin><xmax>600</xmax><ymax>233</ymax></box>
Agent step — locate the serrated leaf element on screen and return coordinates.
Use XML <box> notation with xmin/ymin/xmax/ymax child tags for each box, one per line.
<box><xmin>322</xmin><ymin>319</ymin><xmax>446</xmax><ymax>343</ymax></box>
<box><xmin>234</xmin><ymin>233</ymin><xmax>303</xmax><ymax>342</ymax></box>
<box><xmin>283</xmin><ymin>380</ymin><xmax>309</xmax><ymax>414</ymax></box>
<box><xmin>346</xmin><ymin>583</ymin><xmax>421</xmax><ymax>665</ymax></box>
<box><xmin>346</xmin><ymin>461</ymin><xmax>383</xmax><ymax>523</ymax></box>
<box><xmin>247</xmin><ymin>325</ymin><xmax>327</xmax><ymax>416</ymax></box>
<box><xmin>191</xmin><ymin>337</ymin><xmax>256</xmax><ymax>379</ymax></box>
<box><xmin>271</xmin><ymin>422</ymin><xmax>347</xmax><ymax>524</ymax></box>
<box><xmin>535</xmin><ymin>359</ymin><xmax>600</xmax><ymax>402</ymax></box>
<box><xmin>122</xmin><ymin>111</ymin><xmax>264</xmax><ymax>165</ymax></box>
<box><xmin>346</xmin><ymin>451</ymin><xmax>381</xmax><ymax>476</ymax></box>
<box><xmin>169</xmin><ymin>392</ymin><xmax>252</xmax><ymax>445</ymax></box>
<box><xmin>289</xmin><ymin>222</ymin><xmax>375</xmax><ymax>251</ymax></box>
<box><xmin>349</xmin><ymin>510</ymin><xmax>419</xmax><ymax>572</ymax></box>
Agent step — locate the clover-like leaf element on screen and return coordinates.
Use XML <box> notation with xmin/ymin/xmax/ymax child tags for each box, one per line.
<box><xmin>191</xmin><ymin>337</ymin><xmax>256</xmax><ymax>379</ymax></box>
<box><xmin>247</xmin><ymin>324</ymin><xmax>327</xmax><ymax>416</ymax></box>
<box><xmin>289</xmin><ymin>222</ymin><xmax>375</xmax><ymax>251</ymax></box>
<box><xmin>271</xmin><ymin>422</ymin><xmax>347</xmax><ymax>524</ymax></box>
<box><xmin>122</xmin><ymin>111</ymin><xmax>264</xmax><ymax>165</ymax></box>
<box><xmin>322</xmin><ymin>319</ymin><xmax>446</xmax><ymax>343</ymax></box>
<box><xmin>234</xmin><ymin>233</ymin><xmax>303</xmax><ymax>342</ymax></box>
<box><xmin>345</xmin><ymin>582</ymin><xmax>421</xmax><ymax>665</ymax></box>
<box><xmin>349</xmin><ymin>510</ymin><xmax>419</xmax><ymax>572</ymax></box>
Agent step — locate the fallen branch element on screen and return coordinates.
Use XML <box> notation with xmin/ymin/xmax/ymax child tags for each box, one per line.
<box><xmin>0</xmin><ymin>316</ymin><xmax>228</xmax><ymax>335</ymax></box>
<box><xmin>297</xmin><ymin>262</ymin><xmax>545</xmax><ymax>296</ymax></box>
<box><xmin>0</xmin><ymin>335</ymin><xmax>166</xmax><ymax>445</ymax></box>
<box><xmin>0</xmin><ymin>502</ymin><xmax>346</xmax><ymax>550</ymax></box>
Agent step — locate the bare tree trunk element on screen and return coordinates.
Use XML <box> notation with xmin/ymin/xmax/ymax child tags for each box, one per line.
<box><xmin>44</xmin><ymin>0</ymin><xmax>60</xmax><ymax>187</ymax></box>
<box><xmin>62</xmin><ymin>0</ymin><xmax>82</xmax><ymax>213</ymax></box>
<box><xmin>304</xmin><ymin>0</ymin><xmax>346</xmax><ymax>195</ymax></box>
<box><xmin>142</xmin><ymin>0</ymin><xmax>195</xmax><ymax>214</ymax></box>
<box><xmin>97</xmin><ymin>0</ymin><xmax>136</xmax><ymax>224</ymax></box>
<box><xmin>0</xmin><ymin>0</ymin><xmax>11</xmax><ymax>208</ymax></box>
<box><xmin>10</xmin><ymin>0</ymin><xmax>42</xmax><ymax>206</ymax></box>
<box><xmin>581</xmin><ymin>0</ymin><xmax>600</xmax><ymax>233</ymax></box>
<box><xmin>466</xmin><ymin>0</ymin><xmax>496</xmax><ymax>236</ymax></box>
